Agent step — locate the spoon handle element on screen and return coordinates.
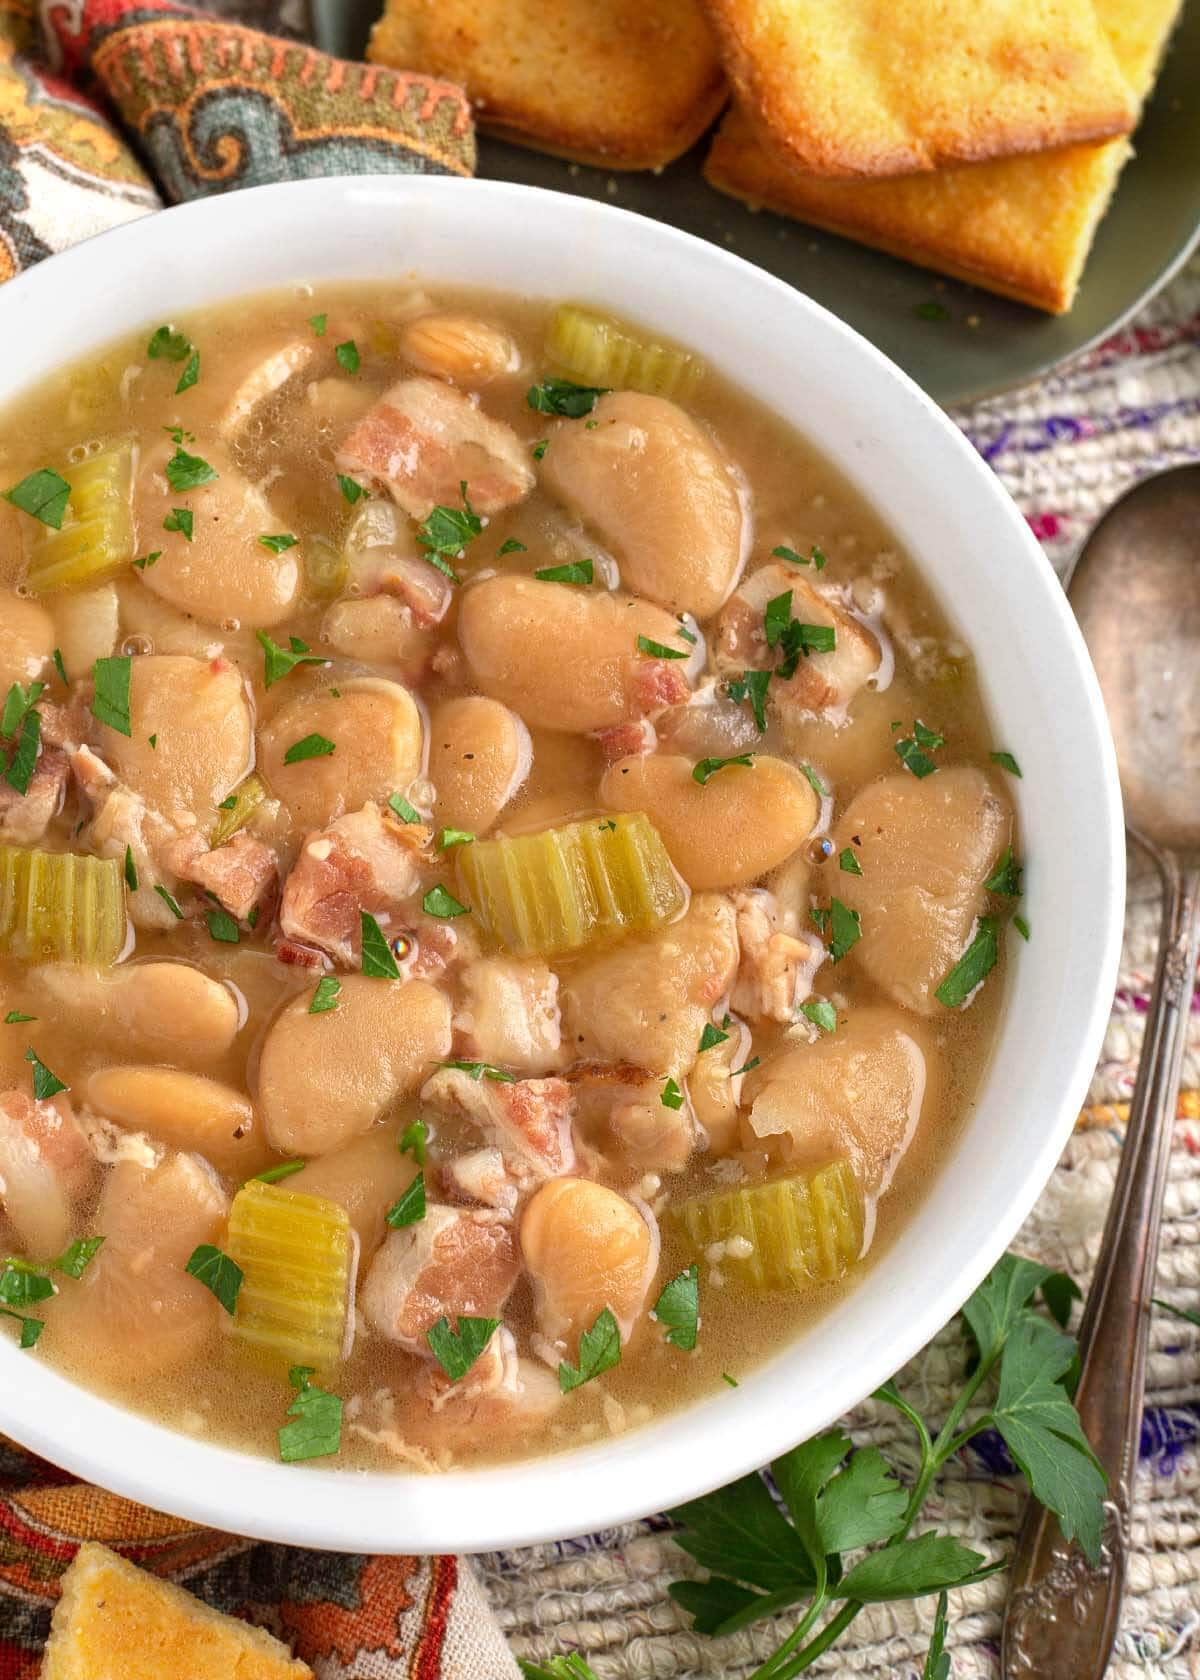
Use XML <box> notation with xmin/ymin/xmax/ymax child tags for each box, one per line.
<box><xmin>1001</xmin><ymin>852</ymin><xmax>1200</xmax><ymax>1680</ymax></box>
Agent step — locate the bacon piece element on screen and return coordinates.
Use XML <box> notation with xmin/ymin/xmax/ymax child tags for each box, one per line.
<box><xmin>420</xmin><ymin>1067</ymin><xmax>574</xmax><ymax>1189</ymax></box>
<box><xmin>568</xmin><ymin>1059</ymin><xmax>697</xmax><ymax>1174</ymax></box>
<box><xmin>592</xmin><ymin>718</ymin><xmax>657</xmax><ymax>766</ymax></box>
<box><xmin>218</xmin><ymin>339</ymin><xmax>313</xmax><ymax>438</ymax></box>
<box><xmin>0</xmin><ymin>746</ymin><xmax>68</xmax><ymax>844</ymax></box>
<box><xmin>0</xmin><ymin>1089</ymin><xmax>95</xmax><ymax>1257</ymax></box>
<box><xmin>336</xmin><ymin>377</ymin><xmax>534</xmax><ymax>520</ymax></box>
<box><xmin>632</xmin><ymin>659</ymin><xmax>690</xmax><ymax>715</ymax></box>
<box><xmin>413</xmin><ymin>1325</ymin><xmax>562</xmax><ymax>1437</ymax></box>
<box><xmin>164</xmin><ymin>830</ymin><xmax>277</xmax><ymax>922</ymax></box>
<box><xmin>69</xmin><ymin>745</ymin><xmax>180</xmax><ymax>931</ymax></box>
<box><xmin>731</xmin><ymin>887</ymin><xmax>823</xmax><ymax>1023</ymax></box>
<box><xmin>454</xmin><ymin>957</ymin><xmax>562</xmax><ymax>1075</ymax></box>
<box><xmin>360</xmin><ymin>1205</ymin><xmax>520</xmax><ymax>1353</ymax></box>
<box><xmin>278</xmin><ymin>803</ymin><xmax>425</xmax><ymax>967</ymax></box>
<box><xmin>443</xmin><ymin>1147</ymin><xmax>518</xmax><ymax>1217</ymax></box>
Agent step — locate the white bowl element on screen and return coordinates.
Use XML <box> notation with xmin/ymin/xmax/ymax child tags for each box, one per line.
<box><xmin>0</xmin><ymin>176</ymin><xmax>1124</xmax><ymax>1555</ymax></box>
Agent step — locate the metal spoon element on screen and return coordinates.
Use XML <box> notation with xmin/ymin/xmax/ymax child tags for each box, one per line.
<box><xmin>1001</xmin><ymin>463</ymin><xmax>1200</xmax><ymax>1678</ymax></box>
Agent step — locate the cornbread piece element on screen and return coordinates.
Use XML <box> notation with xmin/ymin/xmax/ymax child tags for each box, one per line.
<box><xmin>368</xmin><ymin>0</ymin><xmax>727</xmax><ymax>169</ymax></box>
<box><xmin>42</xmin><ymin>1542</ymin><xmax>312</xmax><ymax>1680</ymax></box>
<box><xmin>704</xmin><ymin>0</ymin><xmax>1182</xmax><ymax>312</ymax></box>
<box><xmin>703</xmin><ymin>0</ymin><xmax>1136</xmax><ymax>178</ymax></box>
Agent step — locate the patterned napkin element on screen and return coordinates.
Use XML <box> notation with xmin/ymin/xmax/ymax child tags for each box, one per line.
<box><xmin>0</xmin><ymin>15</ymin><xmax>509</xmax><ymax>1679</ymax></box>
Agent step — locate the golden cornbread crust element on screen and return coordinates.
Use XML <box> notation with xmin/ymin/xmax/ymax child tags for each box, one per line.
<box><xmin>704</xmin><ymin>0</ymin><xmax>1184</xmax><ymax>314</ymax></box>
<box><xmin>701</xmin><ymin>0</ymin><xmax>1137</xmax><ymax>178</ymax></box>
<box><xmin>368</xmin><ymin>0</ymin><xmax>729</xmax><ymax>170</ymax></box>
<box><xmin>41</xmin><ymin>1542</ymin><xmax>312</xmax><ymax>1680</ymax></box>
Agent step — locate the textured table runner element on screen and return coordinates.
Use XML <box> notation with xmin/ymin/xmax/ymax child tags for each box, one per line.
<box><xmin>490</xmin><ymin>252</ymin><xmax>1200</xmax><ymax>1680</ymax></box>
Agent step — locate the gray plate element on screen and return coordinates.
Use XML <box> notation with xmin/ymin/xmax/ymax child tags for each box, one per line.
<box><xmin>313</xmin><ymin>0</ymin><xmax>1200</xmax><ymax>407</ymax></box>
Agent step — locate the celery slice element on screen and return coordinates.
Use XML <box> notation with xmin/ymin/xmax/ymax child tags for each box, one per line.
<box><xmin>547</xmin><ymin>305</ymin><xmax>704</xmax><ymax>401</ymax></box>
<box><xmin>210</xmin><ymin>772</ymin><xmax>267</xmax><ymax>848</ymax></box>
<box><xmin>457</xmin><ymin>812</ymin><xmax>683</xmax><ymax>957</ymax></box>
<box><xmin>225</xmin><ymin>1179</ymin><xmax>353</xmax><ymax>1369</ymax></box>
<box><xmin>0</xmin><ymin>845</ymin><xmax>125</xmax><ymax>965</ymax></box>
<box><xmin>671</xmin><ymin>1160</ymin><xmax>863</xmax><ymax>1290</ymax></box>
<box><xmin>24</xmin><ymin>442</ymin><xmax>135</xmax><ymax>594</ymax></box>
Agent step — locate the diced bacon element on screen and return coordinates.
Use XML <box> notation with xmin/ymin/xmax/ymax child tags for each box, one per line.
<box><xmin>443</xmin><ymin>1147</ymin><xmax>518</xmax><ymax>1216</ymax></box>
<box><xmin>70</xmin><ymin>745</ymin><xmax>180</xmax><ymax>931</ymax></box>
<box><xmin>420</xmin><ymin>1067</ymin><xmax>575</xmax><ymax>1189</ymax></box>
<box><xmin>568</xmin><ymin>1060</ymin><xmax>697</xmax><ymax>1174</ymax></box>
<box><xmin>0</xmin><ymin>745</ymin><xmax>68</xmax><ymax>844</ymax></box>
<box><xmin>335</xmin><ymin>377</ymin><xmax>535</xmax><ymax>520</ymax></box>
<box><xmin>360</xmin><ymin>1205</ymin><xmax>520</xmax><ymax>1353</ymax></box>
<box><xmin>38</xmin><ymin>694</ymin><xmax>89</xmax><ymax>751</ymax></box>
<box><xmin>278</xmin><ymin>803</ymin><xmax>425</xmax><ymax>967</ymax></box>
<box><xmin>413</xmin><ymin>1325</ymin><xmax>561</xmax><ymax>1432</ymax></box>
<box><xmin>454</xmin><ymin>957</ymin><xmax>562</xmax><ymax>1075</ymax></box>
<box><xmin>164</xmin><ymin>829</ymin><xmax>277</xmax><ymax>922</ymax></box>
<box><xmin>632</xmin><ymin>659</ymin><xmax>690</xmax><ymax>715</ymax></box>
<box><xmin>360</xmin><ymin>553</ymin><xmax>454</xmax><ymax>628</ymax></box>
<box><xmin>731</xmin><ymin>887</ymin><xmax>824</xmax><ymax>1023</ymax></box>
<box><xmin>218</xmin><ymin>339</ymin><xmax>313</xmax><ymax>438</ymax></box>
<box><xmin>592</xmin><ymin>718</ymin><xmax>657</xmax><ymax>766</ymax></box>
<box><xmin>397</xmin><ymin>905</ymin><xmax>482</xmax><ymax>982</ymax></box>
<box><xmin>0</xmin><ymin>1089</ymin><xmax>94</xmax><ymax>1257</ymax></box>
<box><xmin>274</xmin><ymin>939</ymin><xmax>325</xmax><ymax>971</ymax></box>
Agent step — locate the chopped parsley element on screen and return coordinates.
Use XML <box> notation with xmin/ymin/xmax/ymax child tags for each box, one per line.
<box><xmin>526</xmin><ymin>377</ymin><xmax>609</xmax><ymax>418</ymax></box>
<box><xmin>259</xmin><ymin>532</ymin><xmax>298</xmax><ymax>553</ymax></box>
<box><xmin>693</xmin><ymin>753</ymin><xmax>754</xmax><ymax>785</ymax></box>
<box><xmin>165</xmin><ymin>447</ymin><xmax>217</xmax><ymax>493</ymax></box>
<box><xmin>534</xmin><ymin>559</ymin><xmax>593</xmax><ymax>585</ymax></box>
<box><xmin>1</xmin><ymin>680</ymin><xmax>42</xmax><ymax>740</ymax></box>
<box><xmin>205</xmin><ymin>905</ymin><xmax>240</xmax><ymax>945</ymax></box>
<box><xmin>398</xmin><ymin>1119</ymin><xmax>427</xmax><ymax>1165</ymax></box>
<box><xmin>334</xmin><ymin>340</ymin><xmax>360</xmax><ymax>374</ymax></box>
<box><xmin>698</xmin><ymin>1022</ymin><xmax>730</xmax><ymax>1053</ymax></box>
<box><xmin>133</xmin><ymin>550</ymin><xmax>162</xmax><ymax>570</ymax></box>
<box><xmin>0</xmin><ymin>1261</ymin><xmax>54</xmax><ymax>1308</ymax></box>
<box><xmin>92</xmin><ymin>655</ymin><xmax>133</xmax><ymax>737</ymax></box>
<box><xmin>436</xmin><ymin>827</ymin><xmax>474</xmax><ymax>851</ymax></box>
<box><xmin>812</xmin><ymin>897</ymin><xmax>861</xmax><ymax>963</ymax></box>
<box><xmin>360</xmin><ymin>911</ymin><xmax>402</xmax><ymax>980</ymax></box>
<box><xmin>894</xmin><ymin>719</ymin><xmax>945</xmax><ymax>778</ymax></box>
<box><xmin>726</xmin><ymin>668</ymin><xmax>771</xmax><ymax>732</ymax></box>
<box><xmin>184</xmin><ymin>1243</ymin><xmax>243</xmax><ymax>1315</ymax></box>
<box><xmin>278</xmin><ymin>1366</ymin><xmax>342</xmax><ymax>1463</ymax></box>
<box><xmin>4</xmin><ymin>710</ymin><xmax>39</xmax><ymax>797</ymax></box>
<box><xmin>5</xmin><ymin>468</ymin><xmax>70</xmax><ymax>529</ymax></box>
<box><xmin>309</xmin><ymin>313</ymin><xmax>327</xmax><ymax>337</ymax></box>
<box><xmin>532</xmin><ymin>440</ymin><xmax>548</xmax><ymax>461</ymax></box>
<box><xmin>915</xmin><ymin>299</ymin><xmax>950</xmax><ymax>321</ymax></box>
<box><xmin>176</xmin><ymin>349</ymin><xmax>200</xmax><ymax>394</ymax></box>
<box><xmin>256</xmin><ymin>630</ymin><xmax>327</xmax><ymax>688</ymax></box>
<box><xmin>838</xmin><ymin>846</ymin><xmax>863</xmax><ymax>876</ymax></box>
<box><xmin>416</xmin><ymin>481</ymin><xmax>482</xmax><ymax>582</ymax></box>
<box><xmin>661</xmin><ymin>1076</ymin><xmax>684</xmax><ymax>1110</ymax></box>
<box><xmin>984</xmin><ymin>846</ymin><xmax>1023</xmax><ymax>897</ymax></box>
<box><xmin>936</xmin><ymin>917</ymin><xmax>999</xmax><ymax>1008</ymax></box>
<box><xmin>772</xmin><ymin>543</ymin><xmax>827</xmax><ymax>571</ymax></box>
<box><xmin>163</xmin><ymin>507</ymin><xmax>194</xmax><ymax>541</ymax></box>
<box><xmin>25</xmin><ymin>1047</ymin><xmax>67</xmax><ymax>1101</ymax></box>
<box><xmin>427</xmin><ymin>1314</ymin><xmax>500</xmax><ymax>1382</ymax></box>
<box><xmin>123</xmin><ymin>844</ymin><xmax>138</xmax><ymax>892</ymax></box>
<box><xmin>437</xmin><ymin>1059</ymin><xmax>515</xmax><ymax>1083</ymax></box>
<box><xmin>51</xmin><ymin>648</ymin><xmax>68</xmax><ymax>687</ymax></box>
<box><xmin>498</xmin><ymin>538</ymin><xmax>527</xmax><ymax>556</ymax></box>
<box><xmin>147</xmin><ymin>325</ymin><xmax>191</xmax><ymax>361</ymax></box>
<box><xmin>337</xmin><ymin>473</ymin><xmax>367</xmax><ymax>504</ymax></box>
<box><xmin>56</xmin><ymin>1236</ymin><xmax>105</xmax><ymax>1279</ymax></box>
<box><xmin>282</xmin><ymin>732</ymin><xmax>335</xmax><ymax>764</ymax></box>
<box><xmin>800</xmin><ymin>998</ymin><xmax>838</xmax><ymax>1034</ymax></box>
<box><xmin>1014</xmin><ymin>914</ymin><xmax>1031</xmax><ymax>941</ymax></box>
<box><xmin>154</xmin><ymin>884</ymin><xmax>184</xmax><ymax>919</ymax></box>
<box><xmin>254</xmin><ymin>1159</ymin><xmax>307</xmax><ymax>1184</ymax></box>
<box><xmin>731</xmin><ymin>1055</ymin><xmax>761</xmax><ymax>1077</ymax></box>
<box><xmin>559</xmin><ymin>1306</ymin><xmax>621</xmax><ymax>1392</ymax></box>
<box><xmin>1</xmin><ymin>1310</ymin><xmax>43</xmax><ymax>1348</ymax></box>
<box><xmin>636</xmin><ymin>635</ymin><xmax>689</xmax><ymax>660</ymax></box>
<box><xmin>652</xmin><ymin>1264</ymin><xmax>700</xmax><ymax>1352</ymax></box>
<box><xmin>387</xmin><ymin>790</ymin><xmax>421</xmax><ymax>824</ymax></box>
<box><xmin>423</xmin><ymin>885</ymin><xmax>468</xmax><ymax>919</ymax></box>
<box><xmin>3</xmin><ymin>1011</ymin><xmax>35</xmax><ymax>1025</ymax></box>
<box><xmin>385</xmin><ymin>1172</ymin><xmax>426</xmax><ymax>1229</ymax></box>
<box><xmin>991</xmin><ymin>750</ymin><xmax>1022</xmax><ymax>777</ymax></box>
<box><xmin>309</xmin><ymin>976</ymin><xmax>341</xmax><ymax>1014</ymax></box>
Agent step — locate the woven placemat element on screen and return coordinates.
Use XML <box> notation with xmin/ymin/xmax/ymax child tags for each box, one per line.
<box><xmin>482</xmin><ymin>253</ymin><xmax>1200</xmax><ymax>1680</ymax></box>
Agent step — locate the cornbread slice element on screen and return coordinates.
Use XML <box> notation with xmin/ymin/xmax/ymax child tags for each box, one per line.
<box><xmin>367</xmin><ymin>0</ymin><xmax>727</xmax><ymax>170</ymax></box>
<box><xmin>704</xmin><ymin>0</ymin><xmax>1183</xmax><ymax>313</ymax></box>
<box><xmin>42</xmin><ymin>1542</ymin><xmax>312</xmax><ymax>1680</ymax></box>
<box><xmin>703</xmin><ymin>0</ymin><xmax>1137</xmax><ymax>177</ymax></box>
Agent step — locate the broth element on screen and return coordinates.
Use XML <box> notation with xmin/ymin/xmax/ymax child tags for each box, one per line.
<box><xmin>0</xmin><ymin>284</ymin><xmax>1014</xmax><ymax>1471</ymax></box>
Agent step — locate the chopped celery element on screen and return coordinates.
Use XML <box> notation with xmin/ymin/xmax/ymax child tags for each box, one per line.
<box><xmin>671</xmin><ymin>1159</ymin><xmax>863</xmax><ymax>1289</ymax></box>
<box><xmin>210</xmin><ymin>772</ymin><xmax>266</xmax><ymax>848</ymax></box>
<box><xmin>0</xmin><ymin>846</ymin><xmax>125</xmax><ymax>966</ymax></box>
<box><xmin>225</xmin><ymin>1180</ymin><xmax>352</xmax><ymax>1369</ymax></box>
<box><xmin>24</xmin><ymin>442</ymin><xmax>135</xmax><ymax>594</ymax></box>
<box><xmin>457</xmin><ymin>812</ymin><xmax>685</xmax><ymax>957</ymax></box>
<box><xmin>546</xmin><ymin>305</ymin><xmax>704</xmax><ymax>401</ymax></box>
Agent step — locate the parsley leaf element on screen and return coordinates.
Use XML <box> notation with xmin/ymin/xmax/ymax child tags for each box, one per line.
<box><xmin>437</xmin><ymin>1059</ymin><xmax>515</xmax><ymax>1083</ymax></box>
<box><xmin>498</xmin><ymin>538</ymin><xmax>527</xmax><ymax>556</ymax></box>
<box><xmin>416</xmin><ymin>482</ymin><xmax>482</xmax><ymax>581</ymax></box>
<box><xmin>338</xmin><ymin>473</ymin><xmax>367</xmax><ymax>504</ymax></box>
<box><xmin>259</xmin><ymin>532</ymin><xmax>298</xmax><ymax>553</ymax></box>
<box><xmin>800</xmin><ymin>998</ymin><xmax>837</xmax><ymax>1033</ymax></box>
<box><xmin>984</xmin><ymin>846</ymin><xmax>1023</xmax><ymax>897</ymax></box>
<box><xmin>3</xmin><ymin>1011</ymin><xmax>35</xmax><ymax>1025</ymax></box>
<box><xmin>636</xmin><ymin>635</ymin><xmax>689</xmax><ymax>660</ymax></box>
<box><xmin>527</xmin><ymin>377</ymin><xmax>609</xmax><ymax>418</ymax></box>
<box><xmin>388</xmin><ymin>790</ymin><xmax>421</xmax><ymax>824</ymax></box>
<box><xmin>825</xmin><ymin>898</ymin><xmax>862</xmax><ymax>963</ymax></box>
<box><xmin>309</xmin><ymin>976</ymin><xmax>341</xmax><ymax>1014</ymax></box>
<box><xmin>185</xmin><ymin>1243</ymin><xmax>243</xmax><ymax>1314</ymax></box>
<box><xmin>726</xmin><ymin>668</ymin><xmax>771</xmax><ymax>732</ymax></box>
<box><xmin>427</xmin><ymin>1314</ymin><xmax>500</xmax><ymax>1382</ymax></box>
<box><xmin>991</xmin><ymin>749</ymin><xmax>1022</xmax><ymax>777</ymax></box>
<box><xmin>1</xmin><ymin>680</ymin><xmax>44</xmax><ymax>740</ymax></box>
<box><xmin>55</xmin><ymin>1236</ymin><xmax>104</xmax><ymax>1279</ymax></box>
<box><xmin>165</xmin><ymin>447</ymin><xmax>217</xmax><ymax>493</ymax></box>
<box><xmin>935</xmin><ymin>916</ymin><xmax>999</xmax><ymax>1008</ymax></box>
<box><xmin>519</xmin><ymin>1659</ymin><xmax>600</xmax><ymax>1680</ymax></box>
<box><xmin>278</xmin><ymin>1366</ymin><xmax>342</xmax><ymax>1463</ymax></box>
<box><xmin>437</xmin><ymin>827</ymin><xmax>474</xmax><ymax>851</ymax></box>
<box><xmin>176</xmin><ymin>349</ymin><xmax>200</xmax><ymax>394</ymax></box>
<box><xmin>25</xmin><ymin>1047</ymin><xmax>67</xmax><ymax>1101</ymax></box>
<box><xmin>51</xmin><ymin>648</ymin><xmax>68</xmax><ymax>687</ymax></box>
<box><xmin>335</xmin><ymin>339</ymin><xmax>360</xmax><ymax>374</ymax></box>
<box><xmin>253</xmin><ymin>1160</ymin><xmax>307</xmax><ymax>1185</ymax></box>
<box><xmin>6</xmin><ymin>468</ymin><xmax>71</xmax><ymax>530</ymax></box>
<box><xmin>698</xmin><ymin>1022</ymin><xmax>730</xmax><ymax>1053</ymax></box>
<box><xmin>147</xmin><ymin>325</ymin><xmax>190</xmax><ymax>361</ymax></box>
<box><xmin>423</xmin><ymin>885</ymin><xmax>468</xmax><ymax>919</ymax></box>
<box><xmin>361</xmin><ymin>911</ymin><xmax>401</xmax><ymax>980</ymax></box>
<box><xmin>133</xmin><ymin>550</ymin><xmax>161</xmax><ymax>570</ymax></box>
<box><xmin>91</xmin><ymin>655</ymin><xmax>132</xmax><ymax>737</ymax></box>
<box><xmin>800</xmin><ymin>763</ymin><xmax>828</xmax><ymax>797</ymax></box>
<box><xmin>661</xmin><ymin>1076</ymin><xmax>684</xmax><ymax>1110</ymax></box>
<box><xmin>398</xmin><ymin>1119</ymin><xmax>427</xmax><ymax>1165</ymax></box>
<box><xmin>837</xmin><ymin>1533</ymin><xmax>994</xmax><ymax>1601</ymax></box>
<box><xmin>894</xmin><ymin>719</ymin><xmax>945</xmax><ymax>778</ymax></box>
<box><xmin>838</xmin><ymin>846</ymin><xmax>863</xmax><ymax>876</ymax></box>
<box><xmin>534</xmin><ymin>559</ymin><xmax>593</xmax><ymax>585</ymax></box>
<box><xmin>283</xmin><ymin>732</ymin><xmax>335</xmax><ymax>764</ymax></box>
<box><xmin>153</xmin><ymin>884</ymin><xmax>184</xmax><ymax>919</ymax></box>
<box><xmin>4</xmin><ymin>709</ymin><xmax>40</xmax><ymax>797</ymax></box>
<box><xmin>309</xmin><ymin>313</ymin><xmax>327</xmax><ymax>337</ymax></box>
<box><xmin>163</xmin><ymin>507</ymin><xmax>194</xmax><ymax>541</ymax></box>
<box><xmin>0</xmin><ymin>1259</ymin><xmax>55</xmax><ymax>1308</ymax></box>
<box><xmin>205</xmin><ymin>905</ymin><xmax>239</xmax><ymax>945</ymax></box>
<box><xmin>385</xmin><ymin>1172</ymin><xmax>426</xmax><ymax>1229</ymax></box>
<box><xmin>1014</xmin><ymin>914</ymin><xmax>1031</xmax><ymax>941</ymax></box>
<box><xmin>2</xmin><ymin>1309</ymin><xmax>44</xmax><ymax>1348</ymax></box>
<box><xmin>652</xmin><ymin>1264</ymin><xmax>699</xmax><ymax>1351</ymax></box>
<box><xmin>558</xmin><ymin>1307</ymin><xmax>621</xmax><ymax>1393</ymax></box>
<box><xmin>922</xmin><ymin>1591</ymin><xmax>951</xmax><ymax>1680</ymax></box>
<box><xmin>693</xmin><ymin>753</ymin><xmax>755</xmax><ymax>785</ymax></box>
<box><xmin>256</xmin><ymin>630</ymin><xmax>327</xmax><ymax>688</ymax></box>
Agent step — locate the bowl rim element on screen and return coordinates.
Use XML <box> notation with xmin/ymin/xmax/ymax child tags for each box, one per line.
<box><xmin>0</xmin><ymin>174</ymin><xmax>1125</xmax><ymax>1555</ymax></box>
